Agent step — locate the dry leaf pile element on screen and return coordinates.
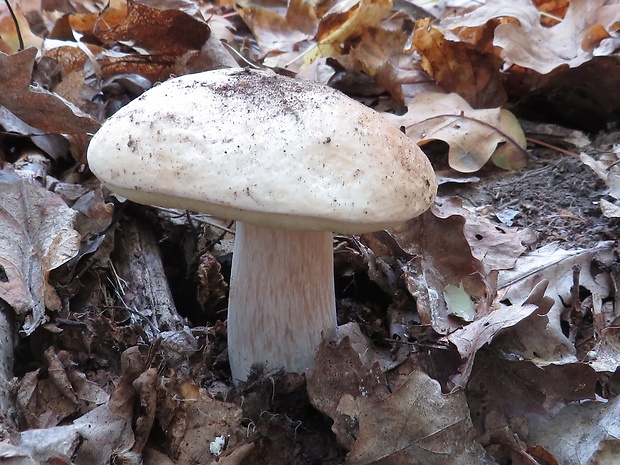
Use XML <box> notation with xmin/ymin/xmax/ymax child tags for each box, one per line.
<box><xmin>0</xmin><ymin>0</ymin><xmax>619</xmax><ymax>464</ymax></box>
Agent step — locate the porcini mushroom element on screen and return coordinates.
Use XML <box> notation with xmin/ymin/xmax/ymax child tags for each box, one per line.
<box><xmin>87</xmin><ymin>68</ymin><xmax>436</xmax><ymax>383</ymax></box>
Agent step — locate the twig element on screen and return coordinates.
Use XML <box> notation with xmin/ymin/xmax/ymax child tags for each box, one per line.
<box><xmin>526</xmin><ymin>137</ymin><xmax>580</xmax><ymax>158</ymax></box>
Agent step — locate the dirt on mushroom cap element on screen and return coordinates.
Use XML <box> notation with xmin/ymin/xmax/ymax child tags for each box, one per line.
<box><xmin>87</xmin><ymin>68</ymin><xmax>437</xmax><ymax>233</ymax></box>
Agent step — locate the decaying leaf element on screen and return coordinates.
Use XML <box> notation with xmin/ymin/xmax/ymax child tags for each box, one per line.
<box><xmin>392</xmin><ymin>208</ymin><xmax>488</xmax><ymax>334</ymax></box>
<box><xmin>236</xmin><ymin>0</ymin><xmax>317</xmax><ymax>55</ymax></box>
<box><xmin>447</xmin><ymin>302</ymin><xmax>539</xmax><ymax>389</ymax></box>
<box><xmin>497</xmin><ymin>241</ymin><xmax>614</xmax><ymax>320</ymax></box>
<box><xmin>0</xmin><ymin>169</ymin><xmax>80</xmax><ymax>334</ymax></box>
<box><xmin>525</xmin><ymin>395</ymin><xmax>620</xmax><ymax>465</ymax></box>
<box><xmin>385</xmin><ymin>92</ymin><xmax>528</xmax><ymax>172</ymax></box>
<box><xmin>307</xmin><ymin>330</ymin><xmax>390</xmax><ymax>448</ymax></box>
<box><xmin>341</xmin><ymin>370</ymin><xmax>492</xmax><ymax>465</ymax></box>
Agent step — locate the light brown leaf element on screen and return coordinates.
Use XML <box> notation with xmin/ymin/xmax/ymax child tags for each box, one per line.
<box><xmin>385</xmin><ymin>92</ymin><xmax>528</xmax><ymax>172</ymax></box>
<box><xmin>236</xmin><ymin>0</ymin><xmax>317</xmax><ymax>55</ymax></box>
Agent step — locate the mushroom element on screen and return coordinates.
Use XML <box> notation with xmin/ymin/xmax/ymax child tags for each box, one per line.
<box><xmin>87</xmin><ymin>68</ymin><xmax>436</xmax><ymax>383</ymax></box>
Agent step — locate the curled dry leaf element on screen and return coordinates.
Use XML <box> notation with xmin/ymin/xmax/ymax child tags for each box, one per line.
<box><xmin>94</xmin><ymin>0</ymin><xmax>211</xmax><ymax>56</ymax></box>
<box><xmin>350</xmin><ymin>27</ymin><xmax>442</xmax><ymax>105</ymax></box>
<box><xmin>447</xmin><ymin>302</ymin><xmax>539</xmax><ymax>389</ymax></box>
<box><xmin>588</xmin><ymin>327</ymin><xmax>620</xmax><ymax>373</ymax></box>
<box><xmin>0</xmin><ymin>169</ymin><xmax>80</xmax><ymax>335</ymax></box>
<box><xmin>433</xmin><ymin>196</ymin><xmax>528</xmax><ymax>273</ymax></box>
<box><xmin>157</xmin><ymin>380</ymin><xmax>246</xmax><ymax>465</ymax></box>
<box><xmin>385</xmin><ymin>92</ymin><xmax>528</xmax><ymax>172</ymax></box>
<box><xmin>442</xmin><ymin>0</ymin><xmax>620</xmax><ymax>74</ymax></box>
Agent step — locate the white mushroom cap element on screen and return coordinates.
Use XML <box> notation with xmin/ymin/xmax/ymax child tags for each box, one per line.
<box><xmin>87</xmin><ymin>68</ymin><xmax>436</xmax><ymax>233</ymax></box>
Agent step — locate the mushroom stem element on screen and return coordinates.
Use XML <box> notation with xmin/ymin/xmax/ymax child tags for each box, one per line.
<box><xmin>228</xmin><ymin>222</ymin><xmax>337</xmax><ymax>383</ymax></box>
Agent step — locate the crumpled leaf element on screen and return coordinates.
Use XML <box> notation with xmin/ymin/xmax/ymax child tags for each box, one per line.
<box><xmin>308</xmin><ymin>0</ymin><xmax>393</xmax><ymax>62</ymax></box>
<box><xmin>442</xmin><ymin>0</ymin><xmax>620</xmax><ymax>74</ymax></box>
<box><xmin>448</xmin><ymin>280</ymin><xmax>563</xmax><ymax>388</ymax></box>
<box><xmin>413</xmin><ymin>17</ymin><xmax>507</xmax><ymax>108</ymax></box>
<box><xmin>17</xmin><ymin>347</ymin><xmax>109</xmax><ymax>429</ymax></box>
<box><xmin>448</xmin><ymin>302</ymin><xmax>539</xmax><ymax>389</ymax></box>
<box><xmin>0</xmin><ymin>48</ymin><xmax>100</xmax><ymax>134</ymax></box>
<box><xmin>236</xmin><ymin>0</ymin><xmax>317</xmax><ymax>55</ymax></box>
<box><xmin>157</xmin><ymin>378</ymin><xmax>246</xmax><ymax>464</ymax></box>
<box><xmin>0</xmin><ymin>169</ymin><xmax>81</xmax><ymax>334</ymax></box>
<box><xmin>525</xmin><ymin>395</ymin><xmax>620</xmax><ymax>465</ymax></box>
<box><xmin>468</xmin><ymin>349</ymin><xmax>599</xmax><ymax>436</ymax></box>
<box><xmin>1</xmin><ymin>402</ymin><xmax>134</xmax><ymax>465</ymax></box>
<box><xmin>385</xmin><ymin>92</ymin><xmax>528</xmax><ymax>172</ymax></box>
<box><xmin>340</xmin><ymin>370</ymin><xmax>493</xmax><ymax>465</ymax></box>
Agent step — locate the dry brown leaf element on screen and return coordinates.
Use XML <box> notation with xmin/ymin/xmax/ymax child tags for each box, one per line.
<box><xmin>155</xmin><ymin>375</ymin><xmax>246</xmax><ymax>464</ymax></box>
<box><xmin>434</xmin><ymin>197</ymin><xmax>528</xmax><ymax>272</ymax></box>
<box><xmin>588</xmin><ymin>327</ymin><xmax>620</xmax><ymax>373</ymax></box>
<box><xmin>413</xmin><ymin>17</ymin><xmax>506</xmax><ymax>108</ymax></box>
<box><xmin>341</xmin><ymin>370</ymin><xmax>492</xmax><ymax>465</ymax></box>
<box><xmin>498</xmin><ymin>241</ymin><xmax>614</xmax><ymax>326</ymax></box>
<box><xmin>0</xmin><ymin>48</ymin><xmax>100</xmax><ymax>134</ymax></box>
<box><xmin>132</xmin><ymin>368</ymin><xmax>158</xmax><ymax>454</ymax></box>
<box><xmin>0</xmin><ymin>169</ymin><xmax>80</xmax><ymax>335</ymax></box>
<box><xmin>94</xmin><ymin>0</ymin><xmax>211</xmax><ymax>55</ymax></box>
<box><xmin>72</xmin><ymin>403</ymin><xmax>135</xmax><ymax>465</ymax></box>
<box><xmin>385</xmin><ymin>92</ymin><xmax>528</xmax><ymax>172</ymax></box>
<box><xmin>448</xmin><ymin>302</ymin><xmax>539</xmax><ymax>389</ymax></box>
<box><xmin>468</xmin><ymin>350</ymin><xmax>598</xmax><ymax>438</ymax></box>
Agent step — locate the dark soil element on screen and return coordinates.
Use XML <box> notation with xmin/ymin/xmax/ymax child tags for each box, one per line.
<box><xmin>440</xmin><ymin>131</ymin><xmax>620</xmax><ymax>249</ymax></box>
